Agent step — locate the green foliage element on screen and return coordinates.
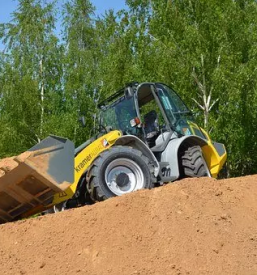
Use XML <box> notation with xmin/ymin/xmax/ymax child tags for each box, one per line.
<box><xmin>1</xmin><ymin>0</ymin><xmax>257</xmax><ymax>176</ymax></box>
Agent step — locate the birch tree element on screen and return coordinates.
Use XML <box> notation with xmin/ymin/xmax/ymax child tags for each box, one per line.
<box><xmin>192</xmin><ymin>55</ymin><xmax>219</xmax><ymax>130</ymax></box>
<box><xmin>62</xmin><ymin>0</ymin><xmax>96</xmax><ymax>144</ymax></box>
<box><xmin>0</xmin><ymin>0</ymin><xmax>61</xmax><ymax>151</ymax></box>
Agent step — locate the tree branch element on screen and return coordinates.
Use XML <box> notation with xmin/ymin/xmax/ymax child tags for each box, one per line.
<box><xmin>192</xmin><ymin>98</ymin><xmax>205</xmax><ymax>110</ymax></box>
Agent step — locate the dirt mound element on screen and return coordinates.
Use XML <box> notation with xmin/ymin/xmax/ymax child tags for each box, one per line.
<box><xmin>0</xmin><ymin>176</ymin><xmax>257</xmax><ymax>275</ymax></box>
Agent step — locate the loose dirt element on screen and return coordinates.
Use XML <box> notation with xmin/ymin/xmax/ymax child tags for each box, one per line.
<box><xmin>0</xmin><ymin>157</ymin><xmax>18</xmax><ymax>175</ymax></box>
<box><xmin>0</xmin><ymin>176</ymin><xmax>257</xmax><ymax>275</ymax></box>
<box><xmin>0</xmin><ymin>152</ymin><xmax>32</xmax><ymax>176</ymax></box>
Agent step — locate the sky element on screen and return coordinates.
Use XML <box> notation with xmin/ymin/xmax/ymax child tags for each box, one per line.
<box><xmin>0</xmin><ymin>0</ymin><xmax>127</xmax><ymax>50</ymax></box>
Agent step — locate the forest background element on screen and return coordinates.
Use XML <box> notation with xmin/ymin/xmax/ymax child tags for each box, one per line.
<box><xmin>0</xmin><ymin>0</ymin><xmax>257</xmax><ymax>177</ymax></box>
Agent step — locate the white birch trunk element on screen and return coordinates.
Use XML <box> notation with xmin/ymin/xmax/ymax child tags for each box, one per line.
<box><xmin>39</xmin><ymin>58</ymin><xmax>44</xmax><ymax>139</ymax></box>
<box><xmin>192</xmin><ymin>54</ymin><xmax>219</xmax><ymax>130</ymax></box>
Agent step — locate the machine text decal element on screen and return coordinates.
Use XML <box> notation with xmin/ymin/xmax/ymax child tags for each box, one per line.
<box><xmin>75</xmin><ymin>155</ymin><xmax>92</xmax><ymax>173</ymax></box>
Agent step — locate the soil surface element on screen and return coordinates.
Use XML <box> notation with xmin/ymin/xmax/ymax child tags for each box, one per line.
<box><xmin>0</xmin><ymin>176</ymin><xmax>257</xmax><ymax>275</ymax></box>
<box><xmin>0</xmin><ymin>152</ymin><xmax>32</xmax><ymax>176</ymax></box>
<box><xmin>0</xmin><ymin>157</ymin><xmax>17</xmax><ymax>176</ymax></box>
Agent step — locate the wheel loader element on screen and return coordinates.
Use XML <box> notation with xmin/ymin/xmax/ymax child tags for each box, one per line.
<box><xmin>0</xmin><ymin>82</ymin><xmax>226</xmax><ymax>224</ymax></box>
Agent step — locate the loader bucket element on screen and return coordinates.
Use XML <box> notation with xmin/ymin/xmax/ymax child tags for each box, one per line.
<box><xmin>0</xmin><ymin>135</ymin><xmax>74</xmax><ymax>224</ymax></box>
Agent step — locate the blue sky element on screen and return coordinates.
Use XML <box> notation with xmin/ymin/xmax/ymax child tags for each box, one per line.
<box><xmin>0</xmin><ymin>0</ymin><xmax>127</xmax><ymax>50</ymax></box>
<box><xmin>0</xmin><ymin>0</ymin><xmax>127</xmax><ymax>21</ymax></box>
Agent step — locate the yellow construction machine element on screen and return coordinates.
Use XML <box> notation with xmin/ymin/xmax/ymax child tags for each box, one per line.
<box><xmin>0</xmin><ymin>82</ymin><xmax>227</xmax><ymax>224</ymax></box>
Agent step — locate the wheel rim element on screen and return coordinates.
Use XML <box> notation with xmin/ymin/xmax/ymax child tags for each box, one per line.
<box><xmin>105</xmin><ymin>158</ymin><xmax>145</xmax><ymax>196</ymax></box>
<box><xmin>53</xmin><ymin>202</ymin><xmax>65</xmax><ymax>213</ymax></box>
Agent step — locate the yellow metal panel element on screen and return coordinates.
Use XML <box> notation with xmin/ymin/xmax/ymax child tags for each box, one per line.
<box><xmin>52</xmin><ymin>130</ymin><xmax>122</xmax><ymax>204</ymax></box>
<box><xmin>186</xmin><ymin>123</ymin><xmax>227</xmax><ymax>178</ymax></box>
<box><xmin>200</xmin><ymin>128</ymin><xmax>227</xmax><ymax>178</ymax></box>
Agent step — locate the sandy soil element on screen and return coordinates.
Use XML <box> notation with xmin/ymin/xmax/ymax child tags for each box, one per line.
<box><xmin>0</xmin><ymin>157</ymin><xmax>18</xmax><ymax>175</ymax></box>
<box><xmin>0</xmin><ymin>175</ymin><xmax>257</xmax><ymax>275</ymax></box>
<box><xmin>0</xmin><ymin>152</ymin><xmax>31</xmax><ymax>176</ymax></box>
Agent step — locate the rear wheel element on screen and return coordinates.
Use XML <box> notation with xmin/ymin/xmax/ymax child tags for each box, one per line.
<box><xmin>86</xmin><ymin>146</ymin><xmax>155</xmax><ymax>201</ymax></box>
<box><xmin>180</xmin><ymin>145</ymin><xmax>211</xmax><ymax>177</ymax></box>
<box><xmin>44</xmin><ymin>202</ymin><xmax>66</xmax><ymax>214</ymax></box>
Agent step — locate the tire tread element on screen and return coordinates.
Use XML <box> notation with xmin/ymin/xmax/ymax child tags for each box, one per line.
<box><xmin>86</xmin><ymin>146</ymin><xmax>155</xmax><ymax>201</ymax></box>
<box><xmin>180</xmin><ymin>145</ymin><xmax>209</xmax><ymax>178</ymax></box>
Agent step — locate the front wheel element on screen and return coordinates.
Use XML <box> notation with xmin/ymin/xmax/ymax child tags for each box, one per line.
<box><xmin>86</xmin><ymin>146</ymin><xmax>155</xmax><ymax>201</ymax></box>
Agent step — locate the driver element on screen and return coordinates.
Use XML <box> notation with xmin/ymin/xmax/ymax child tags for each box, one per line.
<box><xmin>144</xmin><ymin>110</ymin><xmax>159</xmax><ymax>147</ymax></box>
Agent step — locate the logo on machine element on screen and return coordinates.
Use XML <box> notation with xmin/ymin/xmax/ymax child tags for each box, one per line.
<box><xmin>102</xmin><ymin>139</ymin><xmax>109</xmax><ymax>147</ymax></box>
<box><xmin>162</xmin><ymin>167</ymin><xmax>171</xmax><ymax>178</ymax></box>
<box><xmin>75</xmin><ymin>154</ymin><xmax>92</xmax><ymax>173</ymax></box>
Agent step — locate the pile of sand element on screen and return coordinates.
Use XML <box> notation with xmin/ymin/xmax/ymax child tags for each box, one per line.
<box><xmin>0</xmin><ymin>176</ymin><xmax>257</xmax><ymax>274</ymax></box>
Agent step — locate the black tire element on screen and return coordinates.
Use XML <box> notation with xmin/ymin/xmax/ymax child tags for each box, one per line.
<box><xmin>180</xmin><ymin>145</ymin><xmax>210</xmax><ymax>177</ymax></box>
<box><xmin>86</xmin><ymin>146</ymin><xmax>155</xmax><ymax>201</ymax></box>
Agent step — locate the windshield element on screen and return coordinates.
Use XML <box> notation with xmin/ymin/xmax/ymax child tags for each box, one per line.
<box><xmin>101</xmin><ymin>97</ymin><xmax>138</xmax><ymax>134</ymax></box>
<box><xmin>156</xmin><ymin>83</ymin><xmax>195</xmax><ymax>135</ymax></box>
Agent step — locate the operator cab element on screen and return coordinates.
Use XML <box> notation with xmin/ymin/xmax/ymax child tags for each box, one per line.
<box><xmin>136</xmin><ymin>83</ymin><xmax>208</xmax><ymax>145</ymax></box>
<box><xmin>136</xmin><ymin>83</ymin><xmax>195</xmax><ymax>148</ymax></box>
<box><xmin>99</xmin><ymin>82</ymin><xmax>207</xmax><ymax>150</ymax></box>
